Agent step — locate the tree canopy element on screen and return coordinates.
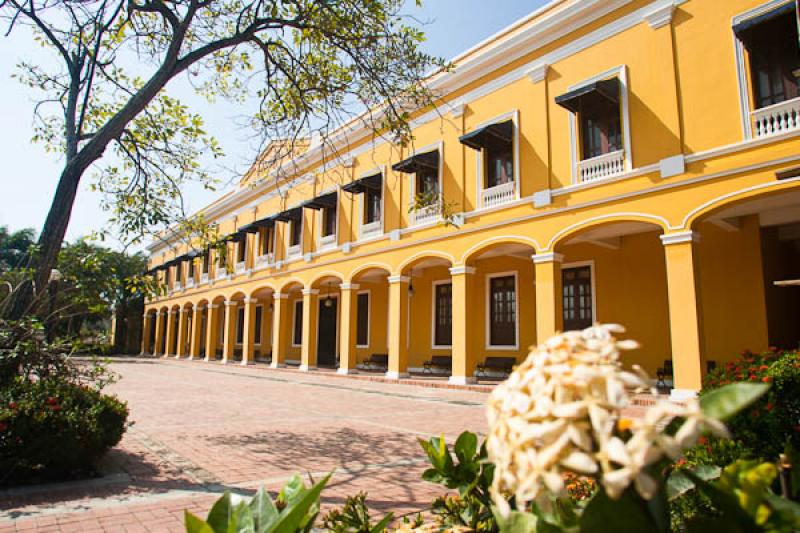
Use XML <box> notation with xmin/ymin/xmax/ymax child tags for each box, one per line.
<box><xmin>1</xmin><ymin>0</ymin><xmax>444</xmax><ymax>318</ymax></box>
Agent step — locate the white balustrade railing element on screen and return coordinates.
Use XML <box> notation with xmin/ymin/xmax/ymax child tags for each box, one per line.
<box><xmin>215</xmin><ymin>267</ymin><xmax>228</xmax><ymax>281</ymax></box>
<box><xmin>360</xmin><ymin>220</ymin><xmax>382</xmax><ymax>239</ymax></box>
<box><xmin>200</xmin><ymin>273</ymin><xmax>209</xmax><ymax>284</ymax></box>
<box><xmin>184</xmin><ymin>278</ymin><xmax>195</xmax><ymax>289</ymax></box>
<box><xmin>287</xmin><ymin>244</ymin><xmax>302</xmax><ymax>258</ymax></box>
<box><xmin>577</xmin><ymin>149</ymin><xmax>625</xmax><ymax>183</ymax></box>
<box><xmin>235</xmin><ymin>260</ymin><xmax>247</xmax><ymax>274</ymax></box>
<box><xmin>319</xmin><ymin>233</ymin><xmax>337</xmax><ymax>249</ymax></box>
<box><xmin>256</xmin><ymin>253</ymin><xmax>274</xmax><ymax>267</ymax></box>
<box><xmin>173</xmin><ymin>281</ymin><xmax>182</xmax><ymax>291</ymax></box>
<box><xmin>412</xmin><ymin>201</ymin><xmax>441</xmax><ymax>226</ymax></box>
<box><xmin>481</xmin><ymin>181</ymin><xmax>516</xmax><ymax>209</ymax></box>
<box><xmin>752</xmin><ymin>96</ymin><xmax>800</xmax><ymax>138</ymax></box>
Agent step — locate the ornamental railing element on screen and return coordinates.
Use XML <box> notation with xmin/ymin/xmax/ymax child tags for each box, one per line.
<box><xmin>752</xmin><ymin>96</ymin><xmax>800</xmax><ymax>138</ymax></box>
<box><xmin>481</xmin><ymin>181</ymin><xmax>515</xmax><ymax>209</ymax></box>
<box><xmin>577</xmin><ymin>149</ymin><xmax>625</xmax><ymax>183</ymax></box>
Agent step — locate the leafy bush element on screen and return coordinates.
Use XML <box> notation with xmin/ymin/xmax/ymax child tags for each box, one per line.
<box><xmin>321</xmin><ymin>492</ymin><xmax>393</xmax><ymax>532</ymax></box>
<box><xmin>0</xmin><ymin>377</ymin><xmax>128</xmax><ymax>483</ymax></box>
<box><xmin>418</xmin><ymin>432</ymin><xmax>496</xmax><ymax>531</ymax></box>
<box><xmin>704</xmin><ymin>348</ymin><xmax>800</xmax><ymax>460</ymax></box>
<box><xmin>0</xmin><ymin>317</ymin><xmax>127</xmax><ymax>485</ymax></box>
<box><xmin>185</xmin><ymin>474</ymin><xmax>330</xmax><ymax>533</ymax></box>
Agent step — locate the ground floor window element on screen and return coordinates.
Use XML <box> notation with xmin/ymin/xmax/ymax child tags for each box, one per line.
<box><xmin>254</xmin><ymin>306</ymin><xmax>263</xmax><ymax>345</ymax></box>
<box><xmin>356</xmin><ymin>292</ymin><xmax>369</xmax><ymax>347</ymax></box>
<box><xmin>489</xmin><ymin>274</ymin><xmax>516</xmax><ymax>347</ymax></box>
<box><xmin>292</xmin><ymin>300</ymin><xmax>303</xmax><ymax>346</ymax></box>
<box><xmin>562</xmin><ymin>265</ymin><xmax>594</xmax><ymax>331</ymax></box>
<box><xmin>434</xmin><ymin>282</ymin><xmax>452</xmax><ymax>347</ymax></box>
<box><xmin>236</xmin><ymin>307</ymin><xmax>245</xmax><ymax>344</ymax></box>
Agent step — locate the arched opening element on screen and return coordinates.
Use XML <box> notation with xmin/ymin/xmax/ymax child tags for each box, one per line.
<box><xmin>208</xmin><ymin>295</ymin><xmax>227</xmax><ymax>360</ymax></box>
<box><xmin>279</xmin><ymin>281</ymin><xmax>305</xmax><ymax>367</ymax></box>
<box><xmin>554</xmin><ymin>220</ymin><xmax>670</xmax><ymax>384</ymax></box>
<box><xmin>349</xmin><ymin>266</ymin><xmax>392</xmax><ymax>373</ymax></box>
<box><xmin>310</xmin><ymin>275</ymin><xmax>344</xmax><ymax>369</ymax></box>
<box><xmin>167</xmin><ymin>304</ymin><xmax>182</xmax><ymax>356</ymax></box>
<box><xmin>400</xmin><ymin>255</ymin><xmax>454</xmax><ymax>379</ymax></box>
<box><xmin>692</xmin><ymin>188</ymin><xmax>800</xmax><ymax>355</ymax></box>
<box><xmin>462</xmin><ymin>241</ymin><xmax>538</xmax><ymax>381</ymax></box>
<box><xmin>144</xmin><ymin>309</ymin><xmax>158</xmax><ymax>355</ymax></box>
<box><xmin>225</xmin><ymin>291</ymin><xmax>246</xmax><ymax>363</ymax></box>
<box><xmin>249</xmin><ymin>287</ymin><xmax>275</xmax><ymax>364</ymax></box>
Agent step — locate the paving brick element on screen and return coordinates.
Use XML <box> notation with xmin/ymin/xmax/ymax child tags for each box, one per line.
<box><xmin>0</xmin><ymin>358</ymin><xmax>488</xmax><ymax>531</ymax></box>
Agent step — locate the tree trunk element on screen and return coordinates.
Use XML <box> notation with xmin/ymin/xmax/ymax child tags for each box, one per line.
<box><xmin>7</xmin><ymin>161</ymin><xmax>86</xmax><ymax>320</ymax></box>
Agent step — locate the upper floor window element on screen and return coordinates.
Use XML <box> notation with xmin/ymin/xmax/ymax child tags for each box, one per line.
<box><xmin>259</xmin><ymin>226</ymin><xmax>273</xmax><ymax>256</ymax></box>
<box><xmin>735</xmin><ymin>3</ymin><xmax>800</xmax><ymax>110</ymax></box>
<box><xmin>343</xmin><ymin>172</ymin><xmax>383</xmax><ymax>238</ymax></box>
<box><xmin>460</xmin><ymin>118</ymin><xmax>516</xmax><ymax>208</ymax></box>
<box><xmin>202</xmin><ymin>252</ymin><xmax>209</xmax><ymax>274</ymax></box>
<box><xmin>188</xmin><ymin>258</ymin><xmax>195</xmax><ymax>279</ymax></box>
<box><xmin>236</xmin><ymin>235</ymin><xmax>247</xmax><ymax>263</ymax></box>
<box><xmin>275</xmin><ymin>207</ymin><xmax>303</xmax><ymax>253</ymax></box>
<box><xmin>289</xmin><ymin>219</ymin><xmax>302</xmax><ymax>247</ymax></box>
<box><xmin>322</xmin><ymin>205</ymin><xmax>336</xmax><ymax>237</ymax></box>
<box><xmin>392</xmin><ymin>149</ymin><xmax>441</xmax><ymax>226</ymax></box>
<box><xmin>557</xmin><ymin>74</ymin><xmax>628</xmax><ymax>183</ymax></box>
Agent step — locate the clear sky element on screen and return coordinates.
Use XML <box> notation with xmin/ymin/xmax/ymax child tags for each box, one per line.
<box><xmin>0</xmin><ymin>1</ymin><xmax>543</xmax><ymax>249</ymax></box>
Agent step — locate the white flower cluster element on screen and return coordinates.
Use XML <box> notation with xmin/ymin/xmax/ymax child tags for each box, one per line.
<box><xmin>486</xmin><ymin>324</ymin><xmax>728</xmax><ymax>515</ymax></box>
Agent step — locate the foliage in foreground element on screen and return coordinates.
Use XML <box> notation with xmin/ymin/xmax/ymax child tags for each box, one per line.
<box><xmin>185</xmin><ymin>474</ymin><xmax>330</xmax><ymax>533</ymax></box>
<box><xmin>0</xmin><ymin>317</ymin><xmax>128</xmax><ymax>485</ymax></box>
<box><xmin>704</xmin><ymin>348</ymin><xmax>800</xmax><ymax>460</ymax></box>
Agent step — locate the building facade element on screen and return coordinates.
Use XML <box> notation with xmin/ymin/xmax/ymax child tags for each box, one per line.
<box><xmin>143</xmin><ymin>0</ymin><xmax>800</xmax><ymax>397</ymax></box>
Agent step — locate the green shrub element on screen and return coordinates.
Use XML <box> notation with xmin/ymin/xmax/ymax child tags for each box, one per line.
<box><xmin>320</xmin><ymin>492</ymin><xmax>393</xmax><ymax>532</ymax></box>
<box><xmin>703</xmin><ymin>348</ymin><xmax>800</xmax><ymax>460</ymax></box>
<box><xmin>0</xmin><ymin>377</ymin><xmax>128</xmax><ymax>484</ymax></box>
<box><xmin>185</xmin><ymin>474</ymin><xmax>330</xmax><ymax>533</ymax></box>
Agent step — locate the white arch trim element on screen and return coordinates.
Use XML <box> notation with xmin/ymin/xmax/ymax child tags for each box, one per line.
<box><xmin>680</xmin><ymin>177</ymin><xmax>800</xmax><ymax>229</ymax></box>
<box><xmin>347</xmin><ymin>262</ymin><xmax>393</xmax><ymax>282</ymax></box>
<box><xmin>544</xmin><ymin>212</ymin><xmax>670</xmax><ymax>251</ymax></box>
<box><xmin>459</xmin><ymin>235</ymin><xmax>540</xmax><ymax>264</ymax></box>
<box><xmin>396</xmin><ymin>250</ymin><xmax>455</xmax><ymax>274</ymax></box>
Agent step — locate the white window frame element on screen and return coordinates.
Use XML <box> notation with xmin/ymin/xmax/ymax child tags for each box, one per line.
<box><xmin>567</xmin><ymin>65</ymin><xmax>632</xmax><ymax>184</ymax></box>
<box><xmin>315</xmin><ymin>188</ymin><xmax>340</xmax><ymax>250</ymax></box>
<box><xmin>484</xmin><ymin>271</ymin><xmax>519</xmax><ymax>351</ymax></box>
<box><xmin>358</xmin><ymin>167</ymin><xmax>386</xmax><ymax>240</ymax></box>
<box><xmin>431</xmin><ymin>279</ymin><xmax>453</xmax><ymax>349</ymax></box>
<box><xmin>291</xmin><ymin>299</ymin><xmax>303</xmax><ymax>347</ymax></box>
<box><xmin>407</xmin><ymin>141</ymin><xmax>444</xmax><ymax>225</ymax></box>
<box><xmin>561</xmin><ymin>260</ymin><xmax>597</xmax><ymax>327</ymax></box>
<box><xmin>356</xmin><ymin>290</ymin><xmax>371</xmax><ymax>348</ymax></box>
<box><xmin>733</xmin><ymin>0</ymin><xmax>794</xmax><ymax>140</ymax></box>
<box><xmin>474</xmin><ymin>109</ymin><xmax>521</xmax><ymax>208</ymax></box>
<box><xmin>285</xmin><ymin>213</ymin><xmax>304</xmax><ymax>258</ymax></box>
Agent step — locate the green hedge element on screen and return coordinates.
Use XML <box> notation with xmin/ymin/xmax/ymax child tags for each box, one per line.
<box><xmin>0</xmin><ymin>378</ymin><xmax>128</xmax><ymax>484</ymax></box>
<box><xmin>703</xmin><ymin>348</ymin><xmax>800</xmax><ymax>460</ymax></box>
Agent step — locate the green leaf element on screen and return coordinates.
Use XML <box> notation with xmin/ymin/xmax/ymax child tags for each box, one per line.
<box><xmin>683</xmin><ymin>470</ymin><xmax>760</xmax><ymax>531</ymax></box>
<box><xmin>230</xmin><ymin>502</ymin><xmax>254</xmax><ymax>533</ymax></box>
<box><xmin>765</xmin><ymin>493</ymin><xmax>800</xmax><ymax>524</ymax></box>
<box><xmin>700</xmin><ymin>383</ymin><xmax>769</xmax><ymax>421</ymax></box>
<box><xmin>369</xmin><ymin>512</ymin><xmax>394</xmax><ymax>533</ymax></box>
<box><xmin>454</xmin><ymin>431</ymin><xmax>478</xmax><ymax>466</ymax></box>
<box><xmin>184</xmin><ymin>511</ymin><xmax>215</xmax><ymax>533</ymax></box>
<box><xmin>271</xmin><ymin>472</ymin><xmax>331</xmax><ymax>533</ymax></box>
<box><xmin>206</xmin><ymin>492</ymin><xmax>233</xmax><ymax>533</ymax></box>
<box><xmin>580</xmin><ymin>488</ymin><xmax>660</xmax><ymax>533</ymax></box>
<box><xmin>667</xmin><ymin>465</ymin><xmax>721</xmax><ymax>501</ymax></box>
<box><xmin>495</xmin><ymin>509</ymin><xmax>540</xmax><ymax>533</ymax></box>
<box><xmin>249</xmin><ymin>487</ymin><xmax>279</xmax><ymax>531</ymax></box>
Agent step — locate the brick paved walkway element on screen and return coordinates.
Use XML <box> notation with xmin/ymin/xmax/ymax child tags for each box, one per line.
<box><xmin>0</xmin><ymin>359</ymin><xmax>489</xmax><ymax>532</ymax></box>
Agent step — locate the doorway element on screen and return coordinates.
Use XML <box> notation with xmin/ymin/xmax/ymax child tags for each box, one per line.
<box><xmin>317</xmin><ymin>296</ymin><xmax>338</xmax><ymax>366</ymax></box>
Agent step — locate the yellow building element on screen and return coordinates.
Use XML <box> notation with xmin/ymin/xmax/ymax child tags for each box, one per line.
<box><xmin>142</xmin><ymin>0</ymin><xmax>800</xmax><ymax>398</ymax></box>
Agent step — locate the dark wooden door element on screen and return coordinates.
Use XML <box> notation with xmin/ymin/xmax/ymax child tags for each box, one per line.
<box><xmin>317</xmin><ymin>298</ymin><xmax>338</xmax><ymax>366</ymax></box>
<box><xmin>562</xmin><ymin>266</ymin><xmax>593</xmax><ymax>331</ymax></box>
